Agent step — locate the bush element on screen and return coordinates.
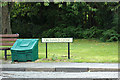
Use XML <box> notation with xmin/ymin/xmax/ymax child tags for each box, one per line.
<box><xmin>100</xmin><ymin>29</ymin><xmax>119</xmax><ymax>42</ymax></box>
<box><xmin>42</xmin><ymin>29</ymin><xmax>55</xmax><ymax>38</ymax></box>
<box><xmin>42</xmin><ymin>26</ymin><xmax>84</xmax><ymax>38</ymax></box>
<box><xmin>83</xmin><ymin>27</ymin><xmax>103</xmax><ymax>39</ymax></box>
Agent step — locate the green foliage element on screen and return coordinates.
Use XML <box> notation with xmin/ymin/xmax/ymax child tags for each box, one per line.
<box><xmin>10</xmin><ymin>2</ymin><xmax>119</xmax><ymax>42</ymax></box>
<box><xmin>0</xmin><ymin>2</ymin><xmax>8</xmax><ymax>7</ymax></box>
<box><xmin>42</xmin><ymin>26</ymin><xmax>83</xmax><ymax>38</ymax></box>
<box><xmin>100</xmin><ymin>29</ymin><xmax>119</xmax><ymax>42</ymax></box>
<box><xmin>11</xmin><ymin>2</ymin><xmax>40</xmax><ymax>18</ymax></box>
<box><xmin>83</xmin><ymin>27</ymin><xmax>103</xmax><ymax>39</ymax></box>
<box><xmin>51</xmin><ymin>54</ymin><xmax>57</xmax><ymax>61</ymax></box>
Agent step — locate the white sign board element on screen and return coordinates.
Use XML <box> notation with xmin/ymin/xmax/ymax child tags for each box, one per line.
<box><xmin>42</xmin><ymin>38</ymin><xmax>73</xmax><ymax>43</ymax></box>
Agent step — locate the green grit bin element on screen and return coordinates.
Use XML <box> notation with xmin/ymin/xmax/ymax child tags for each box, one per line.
<box><xmin>11</xmin><ymin>39</ymin><xmax>39</xmax><ymax>62</ymax></box>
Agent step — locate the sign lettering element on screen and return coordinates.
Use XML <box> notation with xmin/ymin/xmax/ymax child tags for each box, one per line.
<box><xmin>42</xmin><ymin>38</ymin><xmax>73</xmax><ymax>43</ymax></box>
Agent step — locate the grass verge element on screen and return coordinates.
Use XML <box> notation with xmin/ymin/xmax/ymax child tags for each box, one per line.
<box><xmin>0</xmin><ymin>39</ymin><xmax>118</xmax><ymax>63</ymax></box>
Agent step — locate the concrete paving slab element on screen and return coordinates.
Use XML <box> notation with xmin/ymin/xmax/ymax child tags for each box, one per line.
<box><xmin>89</xmin><ymin>68</ymin><xmax>119</xmax><ymax>72</ymax></box>
<box><xmin>26</xmin><ymin>68</ymin><xmax>55</xmax><ymax>72</ymax></box>
<box><xmin>2</xmin><ymin>68</ymin><xmax>25</xmax><ymax>71</ymax></box>
<box><xmin>55</xmin><ymin>68</ymin><xmax>89</xmax><ymax>72</ymax></box>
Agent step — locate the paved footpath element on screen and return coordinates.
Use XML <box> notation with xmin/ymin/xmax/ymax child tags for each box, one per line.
<box><xmin>0</xmin><ymin>71</ymin><xmax>118</xmax><ymax>79</ymax></box>
<box><xmin>0</xmin><ymin>62</ymin><xmax>119</xmax><ymax>80</ymax></box>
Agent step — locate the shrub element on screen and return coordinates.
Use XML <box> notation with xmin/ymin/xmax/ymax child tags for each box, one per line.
<box><xmin>83</xmin><ymin>27</ymin><xmax>103</xmax><ymax>39</ymax></box>
<box><xmin>100</xmin><ymin>29</ymin><xmax>119</xmax><ymax>42</ymax></box>
<box><xmin>42</xmin><ymin>26</ymin><xmax>84</xmax><ymax>38</ymax></box>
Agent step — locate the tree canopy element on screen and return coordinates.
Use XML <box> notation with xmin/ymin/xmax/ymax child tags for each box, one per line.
<box><xmin>10</xmin><ymin>2</ymin><xmax>120</xmax><ymax>42</ymax></box>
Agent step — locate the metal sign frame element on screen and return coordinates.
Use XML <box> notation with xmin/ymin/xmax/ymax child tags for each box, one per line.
<box><xmin>42</xmin><ymin>38</ymin><xmax>73</xmax><ymax>59</ymax></box>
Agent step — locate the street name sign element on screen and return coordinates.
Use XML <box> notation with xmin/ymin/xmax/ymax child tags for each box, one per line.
<box><xmin>42</xmin><ymin>38</ymin><xmax>73</xmax><ymax>43</ymax></box>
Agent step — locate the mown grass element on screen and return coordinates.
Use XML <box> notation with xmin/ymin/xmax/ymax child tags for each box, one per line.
<box><xmin>0</xmin><ymin>39</ymin><xmax>118</xmax><ymax>63</ymax></box>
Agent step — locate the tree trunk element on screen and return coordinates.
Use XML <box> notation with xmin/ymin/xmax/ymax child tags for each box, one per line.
<box><xmin>0</xmin><ymin>2</ymin><xmax>2</xmax><ymax>34</ymax></box>
<box><xmin>1</xmin><ymin>3</ymin><xmax>12</xmax><ymax>34</ymax></box>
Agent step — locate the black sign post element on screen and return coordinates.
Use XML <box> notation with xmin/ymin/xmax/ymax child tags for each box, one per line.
<box><xmin>68</xmin><ymin>42</ymin><xmax>70</xmax><ymax>59</ymax></box>
<box><xmin>46</xmin><ymin>43</ymin><xmax>47</xmax><ymax>58</ymax></box>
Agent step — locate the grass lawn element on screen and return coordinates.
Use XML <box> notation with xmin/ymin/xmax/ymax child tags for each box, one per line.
<box><xmin>0</xmin><ymin>39</ymin><xmax>118</xmax><ymax>63</ymax></box>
